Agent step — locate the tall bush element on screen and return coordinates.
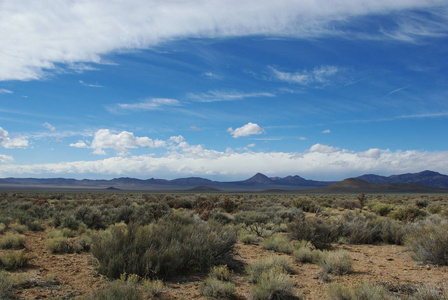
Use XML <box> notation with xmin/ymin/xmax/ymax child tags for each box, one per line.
<box><xmin>91</xmin><ymin>213</ymin><xmax>237</xmax><ymax>279</ymax></box>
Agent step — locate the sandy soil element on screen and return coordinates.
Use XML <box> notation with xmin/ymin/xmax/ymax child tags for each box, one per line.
<box><xmin>7</xmin><ymin>230</ymin><xmax>448</xmax><ymax>299</ymax></box>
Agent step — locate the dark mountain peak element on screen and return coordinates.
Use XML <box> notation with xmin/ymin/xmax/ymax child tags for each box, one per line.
<box><xmin>418</xmin><ymin>170</ymin><xmax>442</xmax><ymax>176</ymax></box>
<box><xmin>332</xmin><ymin>178</ymin><xmax>373</xmax><ymax>189</ymax></box>
<box><xmin>244</xmin><ymin>173</ymin><xmax>273</xmax><ymax>184</ymax></box>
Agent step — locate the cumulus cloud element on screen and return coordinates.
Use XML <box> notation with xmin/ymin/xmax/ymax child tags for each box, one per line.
<box><xmin>0</xmin><ymin>154</ymin><xmax>13</xmax><ymax>163</ymax></box>
<box><xmin>88</xmin><ymin>129</ymin><xmax>166</xmax><ymax>156</ymax></box>
<box><xmin>0</xmin><ymin>127</ymin><xmax>28</xmax><ymax>149</ymax></box>
<box><xmin>69</xmin><ymin>141</ymin><xmax>89</xmax><ymax>149</ymax></box>
<box><xmin>0</xmin><ymin>142</ymin><xmax>447</xmax><ymax>181</ymax></box>
<box><xmin>227</xmin><ymin>122</ymin><xmax>265</xmax><ymax>138</ymax></box>
<box><xmin>309</xmin><ymin>143</ymin><xmax>340</xmax><ymax>153</ymax></box>
<box><xmin>110</xmin><ymin>98</ymin><xmax>180</xmax><ymax>112</ymax></box>
<box><xmin>42</xmin><ymin>122</ymin><xmax>55</xmax><ymax>131</ymax></box>
<box><xmin>270</xmin><ymin>65</ymin><xmax>339</xmax><ymax>85</ymax></box>
<box><xmin>188</xmin><ymin>90</ymin><xmax>275</xmax><ymax>102</ymax></box>
<box><xmin>322</xmin><ymin>129</ymin><xmax>331</xmax><ymax>134</ymax></box>
<box><xmin>3</xmin><ymin>0</ymin><xmax>442</xmax><ymax>81</ymax></box>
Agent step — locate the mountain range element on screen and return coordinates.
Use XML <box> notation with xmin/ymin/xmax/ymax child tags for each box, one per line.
<box><xmin>0</xmin><ymin>170</ymin><xmax>447</xmax><ymax>192</ymax></box>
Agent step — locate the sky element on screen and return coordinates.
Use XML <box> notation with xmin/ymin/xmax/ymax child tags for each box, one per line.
<box><xmin>0</xmin><ymin>0</ymin><xmax>447</xmax><ymax>181</ymax></box>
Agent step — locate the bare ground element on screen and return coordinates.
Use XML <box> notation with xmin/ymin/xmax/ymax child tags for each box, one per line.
<box><xmin>8</xmin><ymin>230</ymin><xmax>448</xmax><ymax>299</ymax></box>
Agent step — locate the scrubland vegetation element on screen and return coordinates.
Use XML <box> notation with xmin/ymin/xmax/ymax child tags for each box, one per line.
<box><xmin>0</xmin><ymin>191</ymin><xmax>447</xmax><ymax>299</ymax></box>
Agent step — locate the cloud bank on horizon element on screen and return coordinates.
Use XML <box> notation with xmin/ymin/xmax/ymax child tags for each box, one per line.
<box><xmin>0</xmin><ymin>0</ymin><xmax>447</xmax><ymax>180</ymax></box>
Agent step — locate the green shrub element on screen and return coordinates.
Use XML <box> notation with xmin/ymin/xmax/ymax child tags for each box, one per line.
<box><xmin>0</xmin><ymin>234</ymin><xmax>26</xmax><ymax>249</ymax></box>
<box><xmin>200</xmin><ymin>277</ymin><xmax>236</xmax><ymax>299</ymax></box>
<box><xmin>246</xmin><ymin>255</ymin><xmax>294</xmax><ymax>283</ymax></box>
<box><xmin>210</xmin><ymin>265</ymin><xmax>231</xmax><ymax>281</ymax></box>
<box><xmin>319</xmin><ymin>250</ymin><xmax>353</xmax><ymax>275</ymax></box>
<box><xmin>91</xmin><ymin>213</ymin><xmax>237</xmax><ymax>279</ymax></box>
<box><xmin>0</xmin><ymin>223</ymin><xmax>6</xmax><ymax>234</ymax></box>
<box><xmin>0</xmin><ymin>250</ymin><xmax>34</xmax><ymax>270</ymax></box>
<box><xmin>45</xmin><ymin>236</ymin><xmax>75</xmax><ymax>254</ymax></box>
<box><xmin>0</xmin><ymin>272</ymin><xmax>16</xmax><ymax>299</ymax></box>
<box><xmin>10</xmin><ymin>223</ymin><xmax>26</xmax><ymax>234</ymax></box>
<box><xmin>250</xmin><ymin>267</ymin><xmax>299</xmax><ymax>300</ymax></box>
<box><xmin>262</xmin><ymin>234</ymin><xmax>294</xmax><ymax>254</ymax></box>
<box><xmin>288</xmin><ymin>217</ymin><xmax>336</xmax><ymax>249</ymax></box>
<box><xmin>371</xmin><ymin>203</ymin><xmax>392</xmax><ymax>216</ymax></box>
<box><xmin>405</xmin><ymin>216</ymin><xmax>448</xmax><ymax>265</ymax></box>
<box><xmin>142</xmin><ymin>278</ymin><xmax>164</xmax><ymax>298</ymax></box>
<box><xmin>26</xmin><ymin>220</ymin><xmax>44</xmax><ymax>231</ymax></box>
<box><xmin>239</xmin><ymin>233</ymin><xmax>262</xmax><ymax>244</ymax></box>
<box><xmin>292</xmin><ymin>247</ymin><xmax>313</xmax><ymax>264</ymax></box>
<box><xmin>292</xmin><ymin>196</ymin><xmax>320</xmax><ymax>213</ymax></box>
<box><xmin>389</xmin><ymin>205</ymin><xmax>427</xmax><ymax>222</ymax></box>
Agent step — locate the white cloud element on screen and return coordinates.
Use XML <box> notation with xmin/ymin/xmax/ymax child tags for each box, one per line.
<box><xmin>79</xmin><ymin>80</ymin><xmax>103</xmax><ymax>88</ymax></box>
<box><xmin>188</xmin><ymin>90</ymin><xmax>275</xmax><ymax>102</ymax></box>
<box><xmin>111</xmin><ymin>98</ymin><xmax>180</xmax><ymax>112</ymax></box>
<box><xmin>0</xmin><ymin>127</ymin><xmax>28</xmax><ymax>149</ymax></box>
<box><xmin>0</xmin><ymin>142</ymin><xmax>447</xmax><ymax>181</ymax></box>
<box><xmin>69</xmin><ymin>141</ymin><xmax>89</xmax><ymax>149</ymax></box>
<box><xmin>322</xmin><ymin>129</ymin><xmax>331</xmax><ymax>134</ymax></box>
<box><xmin>4</xmin><ymin>0</ymin><xmax>442</xmax><ymax>81</ymax></box>
<box><xmin>309</xmin><ymin>143</ymin><xmax>340</xmax><ymax>153</ymax></box>
<box><xmin>202</xmin><ymin>72</ymin><xmax>222</xmax><ymax>79</ymax></box>
<box><xmin>42</xmin><ymin>122</ymin><xmax>55</xmax><ymax>131</ymax></box>
<box><xmin>0</xmin><ymin>89</ymin><xmax>13</xmax><ymax>94</ymax></box>
<box><xmin>228</xmin><ymin>122</ymin><xmax>265</xmax><ymax>138</ymax></box>
<box><xmin>0</xmin><ymin>154</ymin><xmax>13</xmax><ymax>163</ymax></box>
<box><xmin>298</xmin><ymin>137</ymin><xmax>307</xmax><ymax>140</ymax></box>
<box><xmin>89</xmin><ymin>129</ymin><xmax>165</xmax><ymax>156</ymax></box>
<box><xmin>190</xmin><ymin>126</ymin><xmax>201</xmax><ymax>131</ymax></box>
<box><xmin>270</xmin><ymin>65</ymin><xmax>339</xmax><ymax>85</ymax></box>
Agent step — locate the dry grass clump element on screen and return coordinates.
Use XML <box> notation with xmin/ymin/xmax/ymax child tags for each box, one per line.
<box><xmin>200</xmin><ymin>277</ymin><xmax>236</xmax><ymax>299</ymax></box>
<box><xmin>405</xmin><ymin>216</ymin><xmax>448</xmax><ymax>265</ymax></box>
<box><xmin>83</xmin><ymin>276</ymin><xmax>141</xmax><ymax>300</ymax></box>
<box><xmin>406</xmin><ymin>285</ymin><xmax>448</xmax><ymax>300</ymax></box>
<box><xmin>262</xmin><ymin>234</ymin><xmax>295</xmax><ymax>254</ymax></box>
<box><xmin>200</xmin><ymin>265</ymin><xmax>235</xmax><ymax>299</ymax></box>
<box><xmin>327</xmin><ymin>282</ymin><xmax>389</xmax><ymax>300</ymax></box>
<box><xmin>246</xmin><ymin>255</ymin><xmax>294</xmax><ymax>283</ymax></box>
<box><xmin>0</xmin><ymin>250</ymin><xmax>34</xmax><ymax>271</ymax></box>
<box><xmin>318</xmin><ymin>250</ymin><xmax>353</xmax><ymax>275</ymax></box>
<box><xmin>249</xmin><ymin>267</ymin><xmax>300</xmax><ymax>300</ymax></box>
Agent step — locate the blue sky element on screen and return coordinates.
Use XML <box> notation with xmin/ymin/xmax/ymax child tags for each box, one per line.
<box><xmin>0</xmin><ymin>0</ymin><xmax>447</xmax><ymax>181</ymax></box>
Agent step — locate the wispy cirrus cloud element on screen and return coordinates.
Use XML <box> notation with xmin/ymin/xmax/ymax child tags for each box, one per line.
<box><xmin>269</xmin><ymin>65</ymin><xmax>339</xmax><ymax>85</ymax></box>
<box><xmin>109</xmin><ymin>98</ymin><xmax>180</xmax><ymax>113</ymax></box>
<box><xmin>386</xmin><ymin>84</ymin><xmax>411</xmax><ymax>96</ymax></box>
<box><xmin>2</xmin><ymin>1</ymin><xmax>445</xmax><ymax>81</ymax></box>
<box><xmin>79</xmin><ymin>80</ymin><xmax>103</xmax><ymax>88</ymax></box>
<box><xmin>0</xmin><ymin>89</ymin><xmax>13</xmax><ymax>94</ymax></box>
<box><xmin>42</xmin><ymin>122</ymin><xmax>55</xmax><ymax>131</ymax></box>
<box><xmin>188</xmin><ymin>90</ymin><xmax>275</xmax><ymax>102</ymax></box>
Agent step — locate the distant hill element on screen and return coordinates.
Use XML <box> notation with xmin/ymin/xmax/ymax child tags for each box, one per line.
<box><xmin>358</xmin><ymin>170</ymin><xmax>448</xmax><ymax>188</ymax></box>
<box><xmin>316</xmin><ymin>178</ymin><xmax>447</xmax><ymax>193</ymax></box>
<box><xmin>0</xmin><ymin>170</ymin><xmax>447</xmax><ymax>192</ymax></box>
